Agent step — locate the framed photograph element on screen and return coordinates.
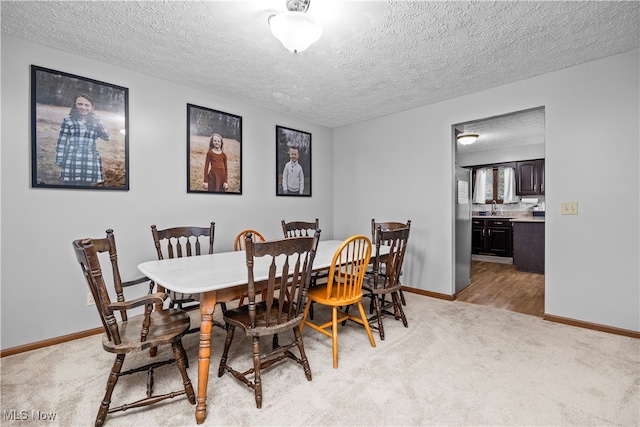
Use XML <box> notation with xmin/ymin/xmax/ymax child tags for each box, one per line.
<box><xmin>276</xmin><ymin>125</ymin><xmax>312</xmax><ymax>197</ymax></box>
<box><xmin>31</xmin><ymin>65</ymin><xmax>129</xmax><ymax>190</ymax></box>
<box><xmin>187</xmin><ymin>104</ymin><xmax>242</xmax><ymax>194</ymax></box>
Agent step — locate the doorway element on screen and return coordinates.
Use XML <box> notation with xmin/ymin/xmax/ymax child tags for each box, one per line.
<box><xmin>452</xmin><ymin>107</ymin><xmax>546</xmax><ymax>317</ymax></box>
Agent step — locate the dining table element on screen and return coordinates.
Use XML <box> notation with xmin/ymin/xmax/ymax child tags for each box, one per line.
<box><xmin>138</xmin><ymin>238</ymin><xmax>381</xmax><ymax>424</ymax></box>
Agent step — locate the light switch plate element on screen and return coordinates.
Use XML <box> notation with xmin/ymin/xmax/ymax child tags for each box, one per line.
<box><xmin>561</xmin><ymin>202</ymin><xmax>578</xmax><ymax>215</ymax></box>
<box><xmin>87</xmin><ymin>292</ymin><xmax>95</xmax><ymax>306</ymax></box>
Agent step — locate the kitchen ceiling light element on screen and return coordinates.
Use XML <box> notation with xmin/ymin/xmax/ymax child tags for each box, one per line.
<box><xmin>268</xmin><ymin>0</ymin><xmax>322</xmax><ymax>53</ymax></box>
<box><xmin>457</xmin><ymin>132</ymin><xmax>479</xmax><ymax>145</ymax></box>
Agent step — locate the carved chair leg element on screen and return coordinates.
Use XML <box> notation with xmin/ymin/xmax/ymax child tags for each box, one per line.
<box><xmin>252</xmin><ymin>336</ymin><xmax>263</xmax><ymax>409</ymax></box>
<box><xmin>172</xmin><ymin>341</ymin><xmax>196</xmax><ymax>404</ymax></box>
<box><xmin>293</xmin><ymin>327</ymin><xmax>312</xmax><ymax>381</ymax></box>
<box><xmin>399</xmin><ymin>288</ymin><xmax>406</xmax><ymax>306</ymax></box>
<box><xmin>341</xmin><ymin>304</ymin><xmax>350</xmax><ymax>326</ymax></box>
<box><xmin>393</xmin><ymin>292</ymin><xmax>408</xmax><ymax>327</ymax></box>
<box><xmin>146</xmin><ymin>365</ymin><xmax>154</xmax><ymax>398</ymax></box>
<box><xmin>96</xmin><ymin>354</ymin><xmax>125</xmax><ymax>427</ymax></box>
<box><xmin>373</xmin><ymin>295</ymin><xmax>385</xmax><ymax>340</ymax></box>
<box><xmin>180</xmin><ymin>342</ymin><xmax>189</xmax><ymax>369</ymax></box>
<box><xmin>218</xmin><ymin>325</ymin><xmax>235</xmax><ymax>377</ymax></box>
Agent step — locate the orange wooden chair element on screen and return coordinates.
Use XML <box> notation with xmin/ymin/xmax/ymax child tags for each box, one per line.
<box><xmin>300</xmin><ymin>235</ymin><xmax>376</xmax><ymax>368</ymax></box>
<box><xmin>233</xmin><ymin>229</ymin><xmax>266</xmax><ymax>251</ymax></box>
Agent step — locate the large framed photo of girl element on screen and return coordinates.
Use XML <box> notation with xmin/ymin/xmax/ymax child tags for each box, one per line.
<box><xmin>276</xmin><ymin>125</ymin><xmax>311</xmax><ymax>197</ymax></box>
<box><xmin>31</xmin><ymin>65</ymin><xmax>129</xmax><ymax>190</ymax></box>
<box><xmin>187</xmin><ymin>104</ymin><xmax>242</xmax><ymax>194</ymax></box>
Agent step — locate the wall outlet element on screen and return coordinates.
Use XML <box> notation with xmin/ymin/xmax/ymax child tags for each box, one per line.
<box><xmin>561</xmin><ymin>202</ymin><xmax>578</xmax><ymax>215</ymax></box>
<box><xmin>87</xmin><ymin>292</ymin><xmax>95</xmax><ymax>306</ymax></box>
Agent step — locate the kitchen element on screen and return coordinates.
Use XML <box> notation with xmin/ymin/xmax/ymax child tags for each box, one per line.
<box><xmin>454</xmin><ymin>107</ymin><xmax>546</xmax><ymax>317</ymax></box>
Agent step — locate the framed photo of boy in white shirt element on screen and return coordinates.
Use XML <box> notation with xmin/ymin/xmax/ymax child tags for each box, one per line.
<box><xmin>276</xmin><ymin>125</ymin><xmax>312</xmax><ymax>197</ymax></box>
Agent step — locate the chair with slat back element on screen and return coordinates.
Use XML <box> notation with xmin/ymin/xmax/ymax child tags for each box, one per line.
<box><xmin>151</xmin><ymin>223</ymin><xmax>225</xmax><ymax>331</ymax></box>
<box><xmin>217</xmin><ymin>231</ymin><xmax>320</xmax><ymax>408</ymax></box>
<box><xmin>363</xmin><ymin>225</ymin><xmax>410</xmax><ymax>340</ymax></box>
<box><xmin>301</xmin><ymin>235</ymin><xmax>376</xmax><ymax>368</ymax></box>
<box><xmin>73</xmin><ymin>230</ymin><xmax>195</xmax><ymax>427</ymax></box>
<box><xmin>281</xmin><ymin>218</ymin><xmax>320</xmax><ymax>238</ymax></box>
<box><xmin>234</xmin><ymin>229</ymin><xmax>267</xmax><ymax>306</ymax></box>
<box><xmin>370</xmin><ymin>219</ymin><xmax>411</xmax><ymax>306</ymax></box>
<box><xmin>282</xmin><ymin>219</ymin><xmax>324</xmax><ymax>319</ymax></box>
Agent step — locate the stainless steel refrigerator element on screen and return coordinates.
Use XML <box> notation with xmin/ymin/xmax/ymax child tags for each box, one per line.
<box><xmin>455</xmin><ymin>166</ymin><xmax>472</xmax><ymax>293</ymax></box>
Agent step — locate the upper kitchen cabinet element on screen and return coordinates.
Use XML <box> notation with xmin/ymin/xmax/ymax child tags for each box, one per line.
<box><xmin>516</xmin><ymin>159</ymin><xmax>545</xmax><ymax>195</ymax></box>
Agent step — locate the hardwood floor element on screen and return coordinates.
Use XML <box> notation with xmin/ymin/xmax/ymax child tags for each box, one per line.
<box><xmin>456</xmin><ymin>260</ymin><xmax>545</xmax><ymax>317</ymax></box>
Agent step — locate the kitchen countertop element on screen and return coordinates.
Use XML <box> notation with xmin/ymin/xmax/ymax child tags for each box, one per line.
<box><xmin>472</xmin><ymin>215</ymin><xmax>513</xmax><ymax>219</ymax></box>
<box><xmin>510</xmin><ymin>217</ymin><xmax>545</xmax><ymax>223</ymax></box>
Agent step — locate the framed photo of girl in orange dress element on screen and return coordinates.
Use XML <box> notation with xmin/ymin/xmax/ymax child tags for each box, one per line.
<box><xmin>187</xmin><ymin>104</ymin><xmax>242</xmax><ymax>194</ymax></box>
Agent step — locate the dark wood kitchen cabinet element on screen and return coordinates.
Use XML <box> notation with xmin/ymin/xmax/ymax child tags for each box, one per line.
<box><xmin>472</xmin><ymin>218</ymin><xmax>512</xmax><ymax>257</ymax></box>
<box><xmin>516</xmin><ymin>159</ymin><xmax>545</xmax><ymax>195</ymax></box>
<box><xmin>513</xmin><ymin>220</ymin><xmax>545</xmax><ymax>274</ymax></box>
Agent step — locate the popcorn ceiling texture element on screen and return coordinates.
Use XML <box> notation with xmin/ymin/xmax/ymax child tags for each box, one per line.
<box><xmin>2</xmin><ymin>1</ymin><xmax>638</xmax><ymax>128</ymax></box>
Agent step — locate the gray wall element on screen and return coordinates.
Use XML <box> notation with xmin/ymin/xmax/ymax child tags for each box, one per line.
<box><xmin>333</xmin><ymin>49</ymin><xmax>639</xmax><ymax>332</ymax></box>
<box><xmin>0</xmin><ymin>36</ymin><xmax>335</xmax><ymax>349</ymax></box>
<box><xmin>1</xmin><ymin>36</ymin><xmax>638</xmax><ymax>350</ymax></box>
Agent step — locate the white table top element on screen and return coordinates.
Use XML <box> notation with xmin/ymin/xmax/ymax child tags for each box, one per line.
<box><xmin>138</xmin><ymin>239</ymin><xmax>356</xmax><ymax>294</ymax></box>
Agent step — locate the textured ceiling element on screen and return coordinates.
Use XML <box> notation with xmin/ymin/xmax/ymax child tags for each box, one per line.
<box><xmin>456</xmin><ymin>107</ymin><xmax>545</xmax><ymax>154</ymax></box>
<box><xmin>2</xmin><ymin>0</ymin><xmax>639</xmax><ymax>134</ymax></box>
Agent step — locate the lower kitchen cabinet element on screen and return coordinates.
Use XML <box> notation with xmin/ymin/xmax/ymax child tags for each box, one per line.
<box><xmin>512</xmin><ymin>221</ymin><xmax>545</xmax><ymax>274</ymax></box>
<box><xmin>472</xmin><ymin>218</ymin><xmax>512</xmax><ymax>257</ymax></box>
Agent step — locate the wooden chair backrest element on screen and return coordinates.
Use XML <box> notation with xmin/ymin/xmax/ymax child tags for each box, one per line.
<box><xmin>323</xmin><ymin>235</ymin><xmax>372</xmax><ymax>301</ymax></box>
<box><xmin>234</xmin><ymin>229</ymin><xmax>266</xmax><ymax>251</ymax></box>
<box><xmin>371</xmin><ymin>226</ymin><xmax>410</xmax><ymax>290</ymax></box>
<box><xmin>151</xmin><ymin>223</ymin><xmax>215</xmax><ymax>260</ymax></box>
<box><xmin>371</xmin><ymin>219</ymin><xmax>411</xmax><ymax>243</ymax></box>
<box><xmin>73</xmin><ymin>230</ymin><xmax>129</xmax><ymax>345</ymax></box>
<box><xmin>281</xmin><ymin>218</ymin><xmax>320</xmax><ymax>238</ymax></box>
<box><xmin>244</xmin><ymin>231</ymin><xmax>320</xmax><ymax>329</ymax></box>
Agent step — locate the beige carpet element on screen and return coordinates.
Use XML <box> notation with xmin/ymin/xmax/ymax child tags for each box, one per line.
<box><xmin>1</xmin><ymin>293</ymin><xmax>638</xmax><ymax>426</ymax></box>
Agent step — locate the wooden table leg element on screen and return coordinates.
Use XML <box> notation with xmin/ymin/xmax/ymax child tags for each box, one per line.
<box><xmin>195</xmin><ymin>290</ymin><xmax>216</xmax><ymax>424</ymax></box>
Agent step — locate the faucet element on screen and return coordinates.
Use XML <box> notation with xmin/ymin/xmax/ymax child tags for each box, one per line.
<box><xmin>491</xmin><ymin>200</ymin><xmax>497</xmax><ymax>216</ymax></box>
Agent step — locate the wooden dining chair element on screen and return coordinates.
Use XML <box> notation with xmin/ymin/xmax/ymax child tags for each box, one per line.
<box><xmin>300</xmin><ymin>235</ymin><xmax>376</xmax><ymax>368</ymax></box>
<box><xmin>234</xmin><ymin>229</ymin><xmax>267</xmax><ymax>306</ymax></box>
<box><xmin>217</xmin><ymin>231</ymin><xmax>320</xmax><ymax>408</ymax></box>
<box><xmin>281</xmin><ymin>218</ymin><xmax>319</xmax><ymax>238</ymax></box>
<box><xmin>370</xmin><ymin>219</ymin><xmax>411</xmax><ymax>306</ymax></box>
<box><xmin>73</xmin><ymin>230</ymin><xmax>195</xmax><ymax>427</ymax></box>
<box><xmin>282</xmin><ymin>218</ymin><xmax>324</xmax><ymax>319</ymax></box>
<box><xmin>362</xmin><ymin>225</ymin><xmax>410</xmax><ymax>340</ymax></box>
<box><xmin>233</xmin><ymin>229</ymin><xmax>266</xmax><ymax>251</ymax></box>
<box><xmin>151</xmin><ymin>223</ymin><xmax>225</xmax><ymax>331</ymax></box>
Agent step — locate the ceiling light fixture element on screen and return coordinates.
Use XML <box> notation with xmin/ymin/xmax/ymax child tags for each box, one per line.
<box><xmin>457</xmin><ymin>132</ymin><xmax>479</xmax><ymax>145</ymax></box>
<box><xmin>268</xmin><ymin>0</ymin><xmax>322</xmax><ymax>53</ymax></box>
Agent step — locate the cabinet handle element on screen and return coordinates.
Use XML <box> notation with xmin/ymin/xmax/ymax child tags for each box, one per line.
<box><xmin>488</xmin><ymin>229</ymin><xmax>491</xmax><ymax>236</ymax></box>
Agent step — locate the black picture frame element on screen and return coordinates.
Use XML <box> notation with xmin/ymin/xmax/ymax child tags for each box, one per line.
<box><xmin>276</xmin><ymin>125</ymin><xmax>312</xmax><ymax>197</ymax></box>
<box><xmin>187</xmin><ymin>104</ymin><xmax>242</xmax><ymax>194</ymax></box>
<box><xmin>31</xmin><ymin>65</ymin><xmax>129</xmax><ymax>190</ymax></box>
